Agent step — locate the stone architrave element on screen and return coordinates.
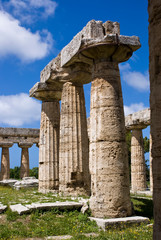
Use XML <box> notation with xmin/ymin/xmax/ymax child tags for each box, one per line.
<box><xmin>18</xmin><ymin>143</ymin><xmax>33</xmax><ymax>179</ymax></box>
<box><xmin>148</xmin><ymin>1</ymin><xmax>161</xmax><ymax>238</ymax></box>
<box><xmin>39</xmin><ymin>101</ymin><xmax>60</xmax><ymax>192</ymax></box>
<box><xmin>0</xmin><ymin>143</ymin><xmax>13</xmax><ymax>180</ymax></box>
<box><xmin>131</xmin><ymin>129</ymin><xmax>147</xmax><ymax>192</ymax></box>
<box><xmin>59</xmin><ymin>82</ymin><xmax>90</xmax><ymax>196</ymax></box>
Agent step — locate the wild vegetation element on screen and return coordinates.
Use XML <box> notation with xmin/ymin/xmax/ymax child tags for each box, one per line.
<box><xmin>10</xmin><ymin>167</ymin><xmax>38</xmax><ymax>179</ymax></box>
<box><xmin>0</xmin><ymin>186</ymin><xmax>153</xmax><ymax>239</ymax></box>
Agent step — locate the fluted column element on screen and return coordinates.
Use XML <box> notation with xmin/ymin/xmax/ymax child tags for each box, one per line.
<box><xmin>18</xmin><ymin>143</ymin><xmax>33</xmax><ymax>179</ymax></box>
<box><xmin>59</xmin><ymin>82</ymin><xmax>90</xmax><ymax>196</ymax></box>
<box><xmin>0</xmin><ymin>143</ymin><xmax>13</xmax><ymax>180</ymax></box>
<box><xmin>89</xmin><ymin>61</ymin><xmax>132</xmax><ymax>218</ymax></box>
<box><xmin>131</xmin><ymin>129</ymin><xmax>147</xmax><ymax>191</ymax></box>
<box><xmin>149</xmin><ymin>1</ymin><xmax>161</xmax><ymax>238</ymax></box>
<box><xmin>39</xmin><ymin>101</ymin><xmax>60</xmax><ymax>192</ymax></box>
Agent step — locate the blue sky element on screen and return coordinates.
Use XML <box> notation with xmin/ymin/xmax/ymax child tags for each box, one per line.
<box><xmin>0</xmin><ymin>0</ymin><xmax>150</xmax><ymax>168</ymax></box>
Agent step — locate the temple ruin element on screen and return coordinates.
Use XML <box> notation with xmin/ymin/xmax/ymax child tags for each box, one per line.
<box><xmin>30</xmin><ymin>20</ymin><xmax>141</xmax><ymax>218</ymax></box>
<box><xmin>0</xmin><ymin>128</ymin><xmax>39</xmax><ymax>180</ymax></box>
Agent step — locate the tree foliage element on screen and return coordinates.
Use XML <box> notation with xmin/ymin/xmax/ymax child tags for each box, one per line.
<box><xmin>29</xmin><ymin>167</ymin><xmax>38</xmax><ymax>179</ymax></box>
<box><xmin>10</xmin><ymin>167</ymin><xmax>20</xmax><ymax>179</ymax></box>
<box><xmin>10</xmin><ymin>167</ymin><xmax>38</xmax><ymax>179</ymax></box>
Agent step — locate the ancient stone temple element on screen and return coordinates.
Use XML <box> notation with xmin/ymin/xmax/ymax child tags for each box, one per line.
<box><xmin>0</xmin><ymin>128</ymin><xmax>39</xmax><ymax>180</ymax></box>
<box><xmin>148</xmin><ymin>0</ymin><xmax>161</xmax><ymax>238</ymax></box>
<box><xmin>30</xmin><ymin>20</ymin><xmax>141</xmax><ymax>218</ymax></box>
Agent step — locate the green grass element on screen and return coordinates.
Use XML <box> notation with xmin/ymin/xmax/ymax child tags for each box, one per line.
<box><xmin>0</xmin><ymin>186</ymin><xmax>153</xmax><ymax>239</ymax></box>
<box><xmin>0</xmin><ymin>186</ymin><xmax>79</xmax><ymax>205</ymax></box>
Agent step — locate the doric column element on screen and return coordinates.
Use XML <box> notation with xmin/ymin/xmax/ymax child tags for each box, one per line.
<box><xmin>0</xmin><ymin>143</ymin><xmax>13</xmax><ymax>180</ymax></box>
<box><xmin>149</xmin><ymin>133</ymin><xmax>153</xmax><ymax>192</ymax></box>
<box><xmin>59</xmin><ymin>82</ymin><xmax>90</xmax><ymax>196</ymax></box>
<box><xmin>149</xmin><ymin>1</ymin><xmax>161</xmax><ymax>238</ymax></box>
<box><xmin>39</xmin><ymin>101</ymin><xmax>60</xmax><ymax>192</ymax></box>
<box><xmin>131</xmin><ymin>129</ymin><xmax>147</xmax><ymax>191</ymax></box>
<box><xmin>89</xmin><ymin>60</ymin><xmax>132</xmax><ymax>218</ymax></box>
<box><xmin>18</xmin><ymin>143</ymin><xmax>33</xmax><ymax>179</ymax></box>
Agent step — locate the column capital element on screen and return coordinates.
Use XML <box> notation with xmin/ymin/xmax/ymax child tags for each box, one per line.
<box><xmin>0</xmin><ymin>142</ymin><xmax>13</xmax><ymax>148</ymax></box>
<box><xmin>18</xmin><ymin>143</ymin><xmax>33</xmax><ymax>148</ymax></box>
<box><xmin>29</xmin><ymin>82</ymin><xmax>62</xmax><ymax>101</ymax></box>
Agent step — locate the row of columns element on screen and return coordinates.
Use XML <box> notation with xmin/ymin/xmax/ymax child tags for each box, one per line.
<box><xmin>39</xmin><ymin>60</ymin><xmax>132</xmax><ymax>218</ymax></box>
<box><xmin>31</xmin><ymin>20</ymin><xmax>141</xmax><ymax>219</ymax></box>
<box><xmin>0</xmin><ymin>142</ymin><xmax>34</xmax><ymax>180</ymax></box>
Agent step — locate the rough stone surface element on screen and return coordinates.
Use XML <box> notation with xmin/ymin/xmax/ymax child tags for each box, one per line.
<box><xmin>10</xmin><ymin>202</ymin><xmax>83</xmax><ymax>214</ymax></box>
<box><xmin>39</xmin><ymin>101</ymin><xmax>60</xmax><ymax>191</ymax></box>
<box><xmin>59</xmin><ymin>82</ymin><xmax>90</xmax><ymax>196</ymax></box>
<box><xmin>13</xmin><ymin>177</ymin><xmax>38</xmax><ymax>190</ymax></box>
<box><xmin>10</xmin><ymin>204</ymin><xmax>30</xmax><ymax>214</ymax></box>
<box><xmin>26</xmin><ymin>202</ymin><xmax>83</xmax><ymax>211</ymax></box>
<box><xmin>131</xmin><ymin>129</ymin><xmax>147</xmax><ymax>191</ymax></box>
<box><xmin>89</xmin><ymin>216</ymin><xmax>150</xmax><ymax>230</ymax></box>
<box><xmin>148</xmin><ymin>1</ymin><xmax>161</xmax><ymax>238</ymax></box>
<box><xmin>125</xmin><ymin>108</ymin><xmax>150</xmax><ymax>130</ymax></box>
<box><xmin>0</xmin><ymin>179</ymin><xmax>17</xmax><ymax>187</ymax></box>
<box><xmin>30</xmin><ymin>20</ymin><xmax>140</xmax><ymax>95</ymax></box>
<box><xmin>0</xmin><ymin>127</ymin><xmax>39</xmax><ymax>145</ymax></box>
<box><xmin>89</xmin><ymin>61</ymin><xmax>132</xmax><ymax>218</ymax></box>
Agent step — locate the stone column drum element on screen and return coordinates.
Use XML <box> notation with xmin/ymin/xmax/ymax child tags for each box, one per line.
<box><xmin>89</xmin><ymin>61</ymin><xmax>132</xmax><ymax>218</ymax></box>
<box><xmin>149</xmin><ymin>1</ymin><xmax>161</xmax><ymax>237</ymax></box>
<box><xmin>0</xmin><ymin>143</ymin><xmax>13</xmax><ymax>180</ymax></box>
<box><xmin>39</xmin><ymin>101</ymin><xmax>60</xmax><ymax>192</ymax></box>
<box><xmin>131</xmin><ymin>129</ymin><xmax>147</xmax><ymax>191</ymax></box>
<box><xmin>19</xmin><ymin>143</ymin><xmax>33</xmax><ymax>179</ymax></box>
<box><xmin>59</xmin><ymin>82</ymin><xmax>90</xmax><ymax>196</ymax></box>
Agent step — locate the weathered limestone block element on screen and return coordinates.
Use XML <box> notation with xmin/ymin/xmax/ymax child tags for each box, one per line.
<box><xmin>18</xmin><ymin>143</ymin><xmax>33</xmax><ymax>179</ymax></box>
<box><xmin>89</xmin><ymin>61</ymin><xmax>132</xmax><ymax>218</ymax></box>
<box><xmin>0</xmin><ymin>127</ymin><xmax>39</xmax><ymax>145</ymax></box>
<box><xmin>125</xmin><ymin>108</ymin><xmax>150</xmax><ymax>130</ymax></box>
<box><xmin>0</xmin><ymin>143</ymin><xmax>13</xmax><ymax>180</ymax></box>
<box><xmin>148</xmin><ymin>1</ymin><xmax>161</xmax><ymax>237</ymax></box>
<box><xmin>33</xmin><ymin>20</ymin><xmax>140</xmax><ymax>86</ymax></box>
<box><xmin>131</xmin><ymin>129</ymin><xmax>147</xmax><ymax>191</ymax></box>
<box><xmin>59</xmin><ymin>82</ymin><xmax>90</xmax><ymax>196</ymax></box>
<box><xmin>39</xmin><ymin>101</ymin><xmax>60</xmax><ymax>192</ymax></box>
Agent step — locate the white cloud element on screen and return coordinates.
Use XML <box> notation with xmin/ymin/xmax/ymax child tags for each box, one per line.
<box><xmin>0</xmin><ymin>11</ymin><xmax>53</xmax><ymax>61</ymax></box>
<box><xmin>3</xmin><ymin>0</ymin><xmax>57</xmax><ymax>23</ymax></box>
<box><xmin>120</xmin><ymin>63</ymin><xmax>150</xmax><ymax>92</ymax></box>
<box><xmin>0</xmin><ymin>93</ymin><xmax>41</xmax><ymax>127</ymax></box>
<box><xmin>124</xmin><ymin>102</ymin><xmax>146</xmax><ymax>116</ymax></box>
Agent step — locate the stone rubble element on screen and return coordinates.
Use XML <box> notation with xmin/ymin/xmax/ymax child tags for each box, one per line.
<box><xmin>9</xmin><ymin>201</ymin><xmax>83</xmax><ymax>215</ymax></box>
<box><xmin>0</xmin><ymin>203</ymin><xmax>7</xmax><ymax>213</ymax></box>
<box><xmin>13</xmin><ymin>177</ymin><xmax>38</xmax><ymax>190</ymax></box>
<box><xmin>89</xmin><ymin>216</ymin><xmax>150</xmax><ymax>231</ymax></box>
